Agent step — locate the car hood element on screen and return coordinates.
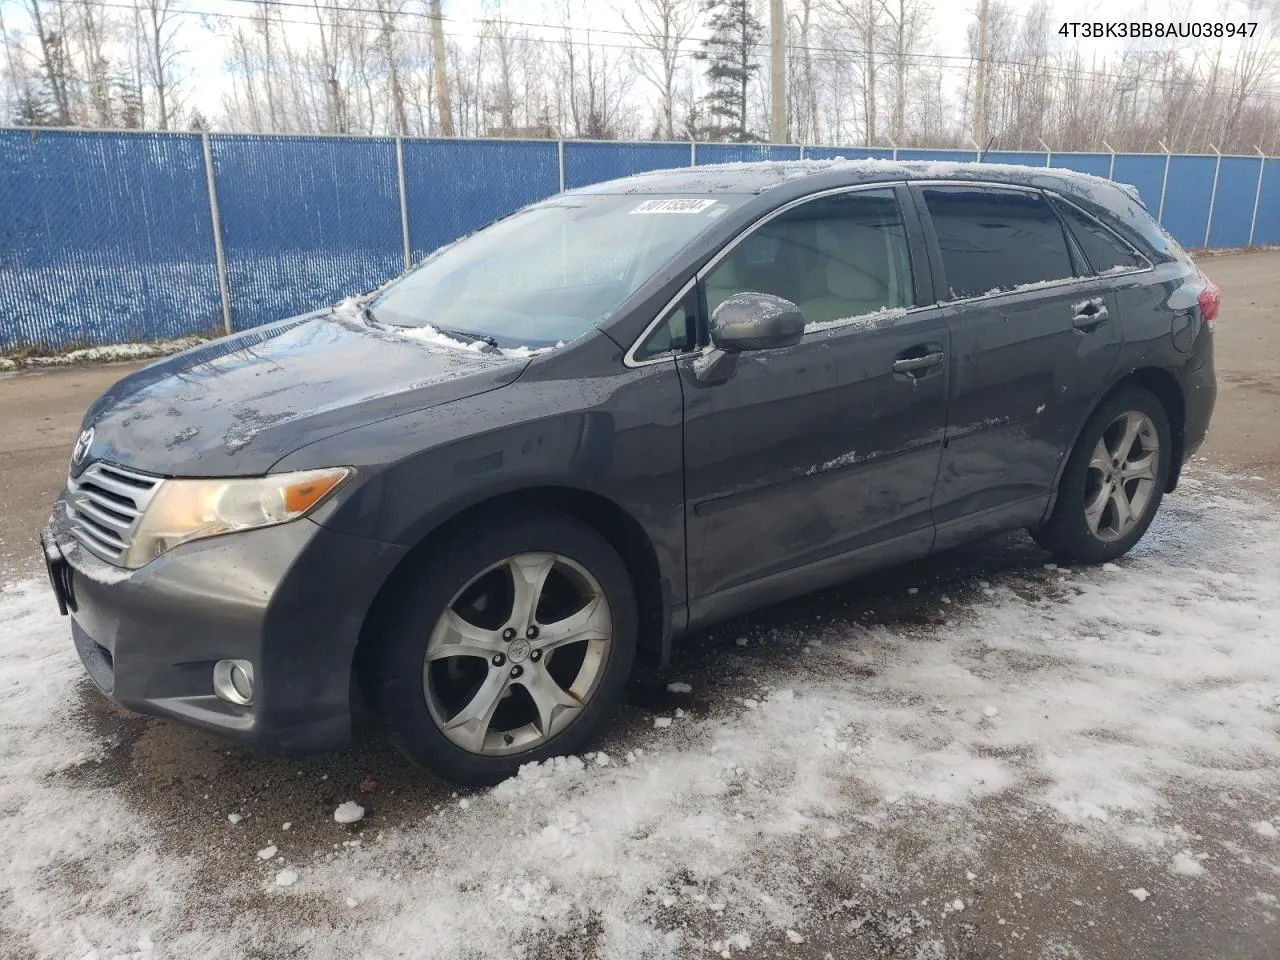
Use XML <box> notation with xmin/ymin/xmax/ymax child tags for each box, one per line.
<box><xmin>75</xmin><ymin>309</ymin><xmax>530</xmax><ymax>477</ymax></box>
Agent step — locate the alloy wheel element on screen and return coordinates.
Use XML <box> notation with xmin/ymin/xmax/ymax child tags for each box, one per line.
<box><xmin>1083</xmin><ymin>409</ymin><xmax>1160</xmax><ymax>543</ymax></box>
<box><xmin>423</xmin><ymin>553</ymin><xmax>612</xmax><ymax>756</ymax></box>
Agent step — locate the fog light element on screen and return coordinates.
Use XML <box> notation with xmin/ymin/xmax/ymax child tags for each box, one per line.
<box><xmin>213</xmin><ymin>659</ymin><xmax>254</xmax><ymax>706</ymax></box>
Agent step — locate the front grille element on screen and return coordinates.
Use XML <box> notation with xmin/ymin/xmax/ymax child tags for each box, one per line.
<box><xmin>65</xmin><ymin>461</ymin><xmax>162</xmax><ymax>565</ymax></box>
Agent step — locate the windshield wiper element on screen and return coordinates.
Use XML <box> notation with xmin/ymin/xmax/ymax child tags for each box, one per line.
<box><xmin>361</xmin><ymin>303</ymin><xmax>501</xmax><ymax>352</ymax></box>
<box><xmin>435</xmin><ymin>326</ymin><xmax>499</xmax><ymax>351</ymax></box>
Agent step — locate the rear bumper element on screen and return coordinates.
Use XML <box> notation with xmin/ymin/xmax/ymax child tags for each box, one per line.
<box><xmin>46</xmin><ymin>502</ymin><xmax>406</xmax><ymax>754</ymax></box>
<box><xmin>1179</xmin><ymin>347</ymin><xmax>1216</xmax><ymax>464</ymax></box>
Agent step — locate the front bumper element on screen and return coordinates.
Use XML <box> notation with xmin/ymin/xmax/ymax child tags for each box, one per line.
<box><xmin>45</xmin><ymin>500</ymin><xmax>406</xmax><ymax>754</ymax></box>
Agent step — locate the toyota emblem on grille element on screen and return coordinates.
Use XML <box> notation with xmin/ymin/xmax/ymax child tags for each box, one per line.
<box><xmin>72</xmin><ymin>426</ymin><xmax>94</xmax><ymax>466</ymax></box>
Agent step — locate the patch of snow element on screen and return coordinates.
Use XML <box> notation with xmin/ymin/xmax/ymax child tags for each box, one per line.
<box><xmin>786</xmin><ymin>929</ymin><xmax>805</xmax><ymax>943</ymax></box>
<box><xmin>257</xmin><ymin>845</ymin><xmax>278</xmax><ymax>861</ymax></box>
<box><xmin>1129</xmin><ymin>887</ymin><xmax>1151</xmax><ymax>902</ymax></box>
<box><xmin>333</xmin><ymin>801</ymin><xmax>365</xmax><ymax>824</ymax></box>
<box><xmin>982</xmin><ymin>705</ymin><xmax>999</xmax><ymax>718</ymax></box>
<box><xmin>666</xmin><ymin>681</ymin><xmax>693</xmax><ymax>693</ymax></box>
<box><xmin>3</xmin><ymin>472</ymin><xmax>1280</xmax><ymax>956</ymax></box>
<box><xmin>227</xmin><ymin>813</ymin><xmax>243</xmax><ymax>825</ymax></box>
<box><xmin>806</xmin><ymin>450</ymin><xmax>861</xmax><ymax>476</ymax></box>
<box><xmin>1252</xmin><ymin>821</ymin><xmax>1277</xmax><ymax>838</ymax></box>
<box><xmin>653</xmin><ymin>717</ymin><xmax>673</xmax><ymax>729</ymax></box>
<box><xmin>806</xmin><ymin>306</ymin><xmax>908</xmax><ymax>335</ymax></box>
<box><xmin>274</xmin><ymin>869</ymin><xmax>298</xmax><ymax>888</ymax></box>
<box><xmin>2</xmin><ymin>337</ymin><xmax>207</xmax><ymax>370</ymax></box>
<box><xmin>1170</xmin><ymin>852</ymin><xmax>1206</xmax><ymax>876</ymax></box>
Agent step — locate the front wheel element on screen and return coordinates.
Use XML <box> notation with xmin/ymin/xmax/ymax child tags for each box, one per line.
<box><xmin>1033</xmin><ymin>387</ymin><xmax>1173</xmax><ymax>564</ymax></box>
<box><xmin>365</xmin><ymin>510</ymin><xmax>638</xmax><ymax>785</ymax></box>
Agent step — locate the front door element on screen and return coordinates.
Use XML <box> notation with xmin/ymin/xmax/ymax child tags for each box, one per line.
<box><xmin>677</xmin><ymin>187</ymin><xmax>950</xmax><ymax>619</ymax></box>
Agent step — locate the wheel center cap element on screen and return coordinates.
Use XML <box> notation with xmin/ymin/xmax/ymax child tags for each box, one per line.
<box><xmin>507</xmin><ymin>638</ymin><xmax>532</xmax><ymax>663</ymax></box>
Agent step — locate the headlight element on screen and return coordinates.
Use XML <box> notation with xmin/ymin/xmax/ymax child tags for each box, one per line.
<box><xmin>123</xmin><ymin>467</ymin><xmax>353</xmax><ymax>568</ymax></box>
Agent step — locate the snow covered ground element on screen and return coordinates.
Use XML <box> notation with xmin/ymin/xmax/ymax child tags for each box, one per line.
<box><xmin>1</xmin><ymin>471</ymin><xmax>1278</xmax><ymax>959</ymax></box>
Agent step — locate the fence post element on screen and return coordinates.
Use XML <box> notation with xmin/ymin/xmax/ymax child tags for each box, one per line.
<box><xmin>1204</xmin><ymin>144</ymin><xmax>1222</xmax><ymax>248</ymax></box>
<box><xmin>200</xmin><ymin>131</ymin><xmax>233</xmax><ymax>336</ymax></box>
<box><xmin>690</xmin><ymin>140</ymin><xmax>697</xmax><ymax>166</ymax></box>
<box><xmin>799</xmin><ymin>143</ymin><xmax>806</xmax><ymax>160</ymax></box>
<box><xmin>1102</xmin><ymin>140</ymin><xmax>1116</xmax><ymax>180</ymax></box>
<box><xmin>395</xmin><ymin>136</ymin><xmax>411</xmax><ymax>271</ymax></box>
<box><xmin>1249</xmin><ymin>146</ymin><xmax>1267</xmax><ymax>247</ymax></box>
<box><xmin>1038</xmin><ymin>137</ymin><xmax>1052</xmax><ymax>168</ymax></box>
<box><xmin>557</xmin><ymin>140</ymin><xmax>566</xmax><ymax>191</ymax></box>
<box><xmin>1156</xmin><ymin>140</ymin><xmax>1172</xmax><ymax>224</ymax></box>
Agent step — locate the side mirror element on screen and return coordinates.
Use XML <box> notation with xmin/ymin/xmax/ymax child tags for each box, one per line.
<box><xmin>695</xmin><ymin>293</ymin><xmax>805</xmax><ymax>385</ymax></box>
<box><xmin>710</xmin><ymin>292</ymin><xmax>806</xmax><ymax>353</ymax></box>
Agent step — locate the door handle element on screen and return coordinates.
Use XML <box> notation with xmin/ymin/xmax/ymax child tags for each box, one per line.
<box><xmin>1072</xmin><ymin>297</ymin><xmax>1109</xmax><ymax>331</ymax></box>
<box><xmin>892</xmin><ymin>351</ymin><xmax>945</xmax><ymax>374</ymax></box>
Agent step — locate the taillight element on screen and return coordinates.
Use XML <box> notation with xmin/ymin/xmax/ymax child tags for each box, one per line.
<box><xmin>1198</xmin><ymin>276</ymin><xmax>1221</xmax><ymax>330</ymax></box>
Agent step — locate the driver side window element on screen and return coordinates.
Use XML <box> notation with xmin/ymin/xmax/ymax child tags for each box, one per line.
<box><xmin>703</xmin><ymin>188</ymin><xmax>915</xmax><ymax>330</ymax></box>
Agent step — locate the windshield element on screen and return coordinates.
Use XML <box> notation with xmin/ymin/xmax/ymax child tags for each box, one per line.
<box><xmin>368</xmin><ymin>194</ymin><xmax>738</xmax><ymax>348</ymax></box>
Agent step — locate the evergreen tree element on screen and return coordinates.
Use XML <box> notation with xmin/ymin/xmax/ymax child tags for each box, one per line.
<box><xmin>692</xmin><ymin>0</ymin><xmax>762</xmax><ymax>142</ymax></box>
<box><xmin>13</xmin><ymin>88</ymin><xmax>55</xmax><ymax>127</ymax></box>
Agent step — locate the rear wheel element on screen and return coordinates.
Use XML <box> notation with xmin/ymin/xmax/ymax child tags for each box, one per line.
<box><xmin>1033</xmin><ymin>387</ymin><xmax>1172</xmax><ymax>564</ymax></box>
<box><xmin>365</xmin><ymin>511</ymin><xmax>637</xmax><ymax>785</ymax></box>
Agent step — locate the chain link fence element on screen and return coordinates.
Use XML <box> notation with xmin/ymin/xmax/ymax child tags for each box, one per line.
<box><xmin>1</xmin><ymin>128</ymin><xmax>1276</xmax><ymax>351</ymax></box>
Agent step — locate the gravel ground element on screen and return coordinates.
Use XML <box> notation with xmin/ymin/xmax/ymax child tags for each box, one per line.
<box><xmin>0</xmin><ymin>250</ymin><xmax>1278</xmax><ymax>959</ymax></box>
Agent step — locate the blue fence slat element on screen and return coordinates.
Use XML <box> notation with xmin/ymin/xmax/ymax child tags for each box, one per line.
<box><xmin>403</xmin><ymin>138</ymin><xmax>558</xmax><ymax>262</ymax></box>
<box><xmin>0</xmin><ymin>129</ymin><xmax>221</xmax><ymax>350</ymax></box>
<box><xmin>696</xmin><ymin>143</ymin><xmax>802</xmax><ymax>164</ymax></box>
<box><xmin>210</xmin><ymin>134</ymin><xmax>403</xmax><ymax>331</ymax></box>
<box><xmin>1</xmin><ymin>130</ymin><xmax>1277</xmax><ymax>352</ymax></box>
<box><xmin>1111</xmin><ymin>154</ymin><xmax>1167</xmax><ymax>213</ymax></box>
<box><xmin>801</xmin><ymin>146</ymin><xmax>894</xmax><ymax>161</ymax></box>
<box><xmin>897</xmin><ymin>149</ymin><xmax>976</xmax><ymax>163</ymax></box>
<box><xmin>563</xmin><ymin>141</ymin><xmax>692</xmax><ymax>189</ymax></box>
<box><xmin>1053</xmin><ymin>153</ymin><xmax>1111</xmax><ymax>178</ymax></box>
<box><xmin>1253</xmin><ymin>159</ymin><xmax>1280</xmax><ymax>245</ymax></box>
<box><xmin>1160</xmin><ymin>155</ymin><xmax>1217</xmax><ymax>248</ymax></box>
<box><xmin>1207</xmin><ymin>156</ymin><xmax>1261</xmax><ymax>248</ymax></box>
<box><xmin>983</xmin><ymin>151</ymin><xmax>1047</xmax><ymax>166</ymax></box>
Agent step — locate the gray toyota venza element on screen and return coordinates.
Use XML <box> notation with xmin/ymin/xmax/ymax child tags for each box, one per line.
<box><xmin>42</xmin><ymin>161</ymin><xmax>1218</xmax><ymax>784</ymax></box>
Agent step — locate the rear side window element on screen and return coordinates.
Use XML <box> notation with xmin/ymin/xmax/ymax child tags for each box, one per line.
<box><xmin>1055</xmin><ymin>201</ymin><xmax>1148</xmax><ymax>274</ymax></box>
<box><xmin>922</xmin><ymin>187</ymin><xmax>1074</xmax><ymax>299</ymax></box>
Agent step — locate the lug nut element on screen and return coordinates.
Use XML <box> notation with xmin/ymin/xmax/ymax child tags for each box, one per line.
<box><xmin>526</xmin><ymin>625</ymin><xmax>539</xmax><ymax>639</ymax></box>
<box><xmin>502</xmin><ymin>627</ymin><xmax>516</xmax><ymax>640</ymax></box>
<box><xmin>492</xmin><ymin>653</ymin><xmax>506</xmax><ymax>667</ymax></box>
<box><xmin>510</xmin><ymin>665</ymin><xmax>523</xmax><ymax>679</ymax></box>
<box><xmin>530</xmin><ymin>649</ymin><xmax>542</xmax><ymax>662</ymax></box>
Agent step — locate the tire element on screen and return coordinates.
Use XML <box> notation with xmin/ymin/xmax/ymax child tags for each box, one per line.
<box><xmin>364</xmin><ymin>510</ymin><xmax>638</xmax><ymax>786</ymax></box>
<box><xmin>1032</xmin><ymin>386</ymin><xmax>1173</xmax><ymax>564</ymax></box>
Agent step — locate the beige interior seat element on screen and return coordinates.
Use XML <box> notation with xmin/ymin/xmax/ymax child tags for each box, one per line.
<box><xmin>800</xmin><ymin>225</ymin><xmax>895</xmax><ymax>325</ymax></box>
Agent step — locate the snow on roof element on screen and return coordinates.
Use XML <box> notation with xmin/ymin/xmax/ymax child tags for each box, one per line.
<box><xmin>576</xmin><ymin>156</ymin><xmax>1123</xmax><ymax>197</ymax></box>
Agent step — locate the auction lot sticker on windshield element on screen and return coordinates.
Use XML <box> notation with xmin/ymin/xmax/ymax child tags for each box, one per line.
<box><xmin>630</xmin><ymin>198</ymin><xmax>718</xmax><ymax>214</ymax></box>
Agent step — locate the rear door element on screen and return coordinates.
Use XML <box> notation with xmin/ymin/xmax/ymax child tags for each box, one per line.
<box><xmin>912</xmin><ymin>184</ymin><xmax>1124</xmax><ymax>546</ymax></box>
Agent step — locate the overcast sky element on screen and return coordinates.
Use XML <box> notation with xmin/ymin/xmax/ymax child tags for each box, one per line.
<box><xmin>3</xmin><ymin>0</ymin><xmax>1272</xmax><ymax>130</ymax></box>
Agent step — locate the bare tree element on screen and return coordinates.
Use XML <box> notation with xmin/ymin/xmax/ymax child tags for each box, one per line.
<box><xmin>876</xmin><ymin>0</ymin><xmax>928</xmax><ymax>143</ymax></box>
<box><xmin>824</xmin><ymin>0</ymin><xmax>884</xmax><ymax>144</ymax></box>
<box><xmin>615</xmin><ymin>0</ymin><xmax>696</xmax><ymax>139</ymax></box>
<box><xmin>139</xmin><ymin>0</ymin><xmax>182</xmax><ymax>129</ymax></box>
